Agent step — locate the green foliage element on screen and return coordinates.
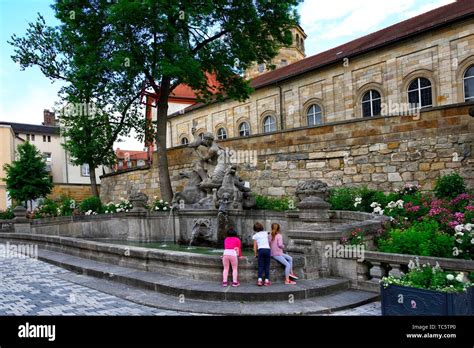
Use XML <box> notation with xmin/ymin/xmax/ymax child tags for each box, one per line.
<box><xmin>378</xmin><ymin>220</ymin><xmax>453</xmax><ymax>258</ymax></box>
<box><xmin>0</xmin><ymin>208</ymin><xmax>14</xmax><ymax>220</ymax></box>
<box><xmin>78</xmin><ymin>196</ymin><xmax>103</xmax><ymax>215</ymax></box>
<box><xmin>254</xmin><ymin>195</ymin><xmax>294</xmax><ymax>211</ymax></box>
<box><xmin>328</xmin><ymin>187</ymin><xmax>358</xmax><ymax>211</ymax></box>
<box><xmin>58</xmin><ymin>197</ymin><xmax>76</xmax><ymax>217</ymax></box>
<box><xmin>434</xmin><ymin>172</ymin><xmax>466</xmax><ymax>199</ymax></box>
<box><xmin>341</xmin><ymin>228</ymin><xmax>366</xmax><ymax>246</ymax></box>
<box><xmin>104</xmin><ymin>198</ymin><xmax>133</xmax><ymax>214</ymax></box>
<box><xmin>329</xmin><ymin>186</ymin><xmax>392</xmax><ymax>212</ymax></box>
<box><xmin>151</xmin><ymin>198</ymin><xmax>170</xmax><ymax>212</ymax></box>
<box><xmin>2</xmin><ymin>142</ymin><xmax>53</xmax><ymax>205</ymax></box>
<box><xmin>33</xmin><ymin>199</ymin><xmax>58</xmax><ymax>219</ymax></box>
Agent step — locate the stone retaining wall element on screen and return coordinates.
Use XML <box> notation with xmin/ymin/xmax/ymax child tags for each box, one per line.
<box><xmin>100</xmin><ymin>104</ymin><xmax>474</xmax><ymax>202</ymax></box>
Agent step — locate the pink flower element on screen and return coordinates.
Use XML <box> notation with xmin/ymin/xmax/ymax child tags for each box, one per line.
<box><xmin>466</xmin><ymin>205</ymin><xmax>474</xmax><ymax>212</ymax></box>
<box><xmin>453</xmin><ymin>212</ymin><xmax>465</xmax><ymax>222</ymax></box>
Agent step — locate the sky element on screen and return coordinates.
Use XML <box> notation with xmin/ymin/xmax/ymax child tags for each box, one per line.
<box><xmin>0</xmin><ymin>0</ymin><xmax>456</xmax><ymax>150</ymax></box>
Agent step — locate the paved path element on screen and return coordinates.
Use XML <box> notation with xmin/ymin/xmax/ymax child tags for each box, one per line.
<box><xmin>0</xmin><ymin>256</ymin><xmax>380</xmax><ymax>316</ymax></box>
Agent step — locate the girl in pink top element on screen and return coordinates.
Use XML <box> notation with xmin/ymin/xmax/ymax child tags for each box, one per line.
<box><xmin>222</xmin><ymin>228</ymin><xmax>242</xmax><ymax>287</ymax></box>
<box><xmin>269</xmin><ymin>223</ymin><xmax>298</xmax><ymax>285</ymax></box>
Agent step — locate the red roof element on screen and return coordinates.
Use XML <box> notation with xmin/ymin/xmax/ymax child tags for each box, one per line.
<box><xmin>115</xmin><ymin>149</ymin><xmax>148</xmax><ymax>160</ymax></box>
<box><xmin>251</xmin><ymin>0</ymin><xmax>474</xmax><ymax>88</ymax></box>
<box><xmin>170</xmin><ymin>84</ymin><xmax>197</xmax><ymax>99</ymax></box>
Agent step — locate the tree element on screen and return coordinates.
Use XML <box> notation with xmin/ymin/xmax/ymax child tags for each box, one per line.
<box><xmin>10</xmin><ymin>0</ymin><xmax>301</xmax><ymax>201</ymax></box>
<box><xmin>9</xmin><ymin>9</ymin><xmax>143</xmax><ymax>197</ymax></box>
<box><xmin>3</xmin><ymin>142</ymin><xmax>53</xmax><ymax>209</ymax></box>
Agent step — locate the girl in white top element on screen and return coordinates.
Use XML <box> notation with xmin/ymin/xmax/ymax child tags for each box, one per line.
<box><xmin>252</xmin><ymin>222</ymin><xmax>271</xmax><ymax>286</ymax></box>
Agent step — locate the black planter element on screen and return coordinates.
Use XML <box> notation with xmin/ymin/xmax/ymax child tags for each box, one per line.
<box><xmin>381</xmin><ymin>284</ymin><xmax>474</xmax><ymax>316</ymax></box>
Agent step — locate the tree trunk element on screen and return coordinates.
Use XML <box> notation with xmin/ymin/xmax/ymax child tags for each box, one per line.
<box><xmin>89</xmin><ymin>164</ymin><xmax>99</xmax><ymax>197</ymax></box>
<box><xmin>154</xmin><ymin>76</ymin><xmax>173</xmax><ymax>202</ymax></box>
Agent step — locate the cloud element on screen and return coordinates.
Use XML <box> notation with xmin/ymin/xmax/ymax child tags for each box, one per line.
<box><xmin>300</xmin><ymin>0</ymin><xmax>455</xmax><ymax>53</ymax></box>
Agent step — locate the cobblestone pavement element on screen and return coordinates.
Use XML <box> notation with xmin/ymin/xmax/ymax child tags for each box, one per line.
<box><xmin>0</xmin><ymin>256</ymin><xmax>380</xmax><ymax>316</ymax></box>
<box><xmin>0</xmin><ymin>256</ymin><xmax>188</xmax><ymax>315</ymax></box>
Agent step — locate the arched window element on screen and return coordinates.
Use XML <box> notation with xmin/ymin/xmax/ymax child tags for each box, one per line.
<box><xmin>464</xmin><ymin>65</ymin><xmax>474</xmax><ymax>102</ymax></box>
<box><xmin>300</xmin><ymin>38</ymin><xmax>304</xmax><ymax>52</ymax></box>
<box><xmin>239</xmin><ymin>122</ymin><xmax>250</xmax><ymax>137</ymax></box>
<box><xmin>217</xmin><ymin>127</ymin><xmax>227</xmax><ymax>140</ymax></box>
<box><xmin>263</xmin><ymin>115</ymin><xmax>277</xmax><ymax>133</ymax></box>
<box><xmin>408</xmin><ymin>77</ymin><xmax>432</xmax><ymax>109</ymax></box>
<box><xmin>181</xmin><ymin>137</ymin><xmax>189</xmax><ymax>145</ymax></box>
<box><xmin>361</xmin><ymin>90</ymin><xmax>382</xmax><ymax>117</ymax></box>
<box><xmin>306</xmin><ymin>104</ymin><xmax>323</xmax><ymax>126</ymax></box>
<box><xmin>296</xmin><ymin>34</ymin><xmax>300</xmax><ymax>48</ymax></box>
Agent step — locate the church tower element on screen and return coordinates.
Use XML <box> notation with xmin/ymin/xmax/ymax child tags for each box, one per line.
<box><xmin>244</xmin><ymin>26</ymin><xmax>307</xmax><ymax>80</ymax></box>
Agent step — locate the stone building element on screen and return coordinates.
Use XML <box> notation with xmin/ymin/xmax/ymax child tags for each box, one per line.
<box><xmin>164</xmin><ymin>0</ymin><xmax>474</xmax><ymax>146</ymax></box>
<box><xmin>100</xmin><ymin>1</ymin><xmax>474</xmax><ymax>202</ymax></box>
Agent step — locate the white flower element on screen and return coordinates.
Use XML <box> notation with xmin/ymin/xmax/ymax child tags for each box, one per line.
<box><xmin>155</xmin><ymin>206</ymin><xmax>159</xmax><ymax>211</ymax></box>
<box><xmin>455</xmin><ymin>273</ymin><xmax>464</xmax><ymax>282</ymax></box>
<box><xmin>465</xmin><ymin>223</ymin><xmax>472</xmax><ymax>232</ymax></box>
<box><xmin>454</xmin><ymin>225</ymin><xmax>464</xmax><ymax>233</ymax></box>
<box><xmin>454</xmin><ymin>231</ymin><xmax>464</xmax><ymax>237</ymax></box>
<box><xmin>456</xmin><ymin>239</ymin><xmax>463</xmax><ymax>244</ymax></box>
<box><xmin>370</xmin><ymin>202</ymin><xmax>379</xmax><ymax>208</ymax></box>
<box><xmin>373</xmin><ymin>207</ymin><xmax>384</xmax><ymax>215</ymax></box>
<box><xmin>396</xmin><ymin>200</ymin><xmax>404</xmax><ymax>209</ymax></box>
<box><xmin>163</xmin><ymin>207</ymin><xmax>167</xmax><ymax>211</ymax></box>
<box><xmin>471</xmin><ymin>238</ymin><xmax>474</xmax><ymax>245</ymax></box>
<box><xmin>446</xmin><ymin>274</ymin><xmax>455</xmax><ymax>281</ymax></box>
<box><xmin>160</xmin><ymin>199</ymin><xmax>163</xmax><ymax>203</ymax></box>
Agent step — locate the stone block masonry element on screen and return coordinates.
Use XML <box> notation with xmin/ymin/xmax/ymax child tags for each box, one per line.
<box><xmin>100</xmin><ymin>104</ymin><xmax>474</xmax><ymax>202</ymax></box>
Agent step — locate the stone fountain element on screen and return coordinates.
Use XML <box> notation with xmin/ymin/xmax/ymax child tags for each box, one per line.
<box><xmin>172</xmin><ymin>132</ymin><xmax>256</xmax><ymax>246</ymax></box>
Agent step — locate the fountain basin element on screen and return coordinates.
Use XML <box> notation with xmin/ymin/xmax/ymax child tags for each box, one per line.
<box><xmin>0</xmin><ymin>233</ymin><xmax>307</xmax><ymax>282</ymax></box>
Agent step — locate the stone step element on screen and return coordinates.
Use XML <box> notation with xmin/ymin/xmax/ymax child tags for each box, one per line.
<box><xmin>38</xmin><ymin>249</ymin><xmax>374</xmax><ymax>305</ymax></box>
<box><xmin>56</xmin><ymin>270</ymin><xmax>379</xmax><ymax>315</ymax></box>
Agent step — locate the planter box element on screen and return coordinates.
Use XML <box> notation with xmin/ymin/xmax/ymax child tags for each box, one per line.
<box><xmin>381</xmin><ymin>284</ymin><xmax>473</xmax><ymax>316</ymax></box>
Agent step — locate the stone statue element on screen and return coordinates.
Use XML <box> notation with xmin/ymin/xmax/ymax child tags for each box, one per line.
<box><xmin>172</xmin><ymin>169</ymin><xmax>207</xmax><ymax>207</ymax></box>
<box><xmin>172</xmin><ymin>132</ymin><xmax>256</xmax><ymax>209</ymax></box>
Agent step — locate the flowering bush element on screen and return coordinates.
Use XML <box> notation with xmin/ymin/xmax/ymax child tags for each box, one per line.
<box><xmin>104</xmin><ymin>198</ymin><xmax>133</xmax><ymax>214</ymax></box>
<box><xmin>0</xmin><ymin>208</ymin><xmax>14</xmax><ymax>220</ymax></box>
<box><xmin>341</xmin><ymin>228</ymin><xmax>365</xmax><ymax>246</ymax></box>
<box><xmin>452</xmin><ymin>223</ymin><xmax>474</xmax><ymax>260</ymax></box>
<box><xmin>395</xmin><ymin>183</ymin><xmax>421</xmax><ymax>197</ymax></box>
<box><xmin>78</xmin><ymin>196</ymin><xmax>103</xmax><ymax>215</ymax></box>
<box><xmin>381</xmin><ymin>258</ymin><xmax>471</xmax><ymax>293</ymax></box>
<box><xmin>57</xmin><ymin>198</ymin><xmax>76</xmax><ymax>217</ymax></box>
<box><xmin>32</xmin><ymin>199</ymin><xmax>59</xmax><ymax>218</ymax></box>
<box><xmin>377</xmin><ymin>220</ymin><xmax>453</xmax><ymax>258</ymax></box>
<box><xmin>151</xmin><ymin>197</ymin><xmax>170</xmax><ymax>212</ymax></box>
<box><xmin>434</xmin><ymin>172</ymin><xmax>466</xmax><ymax>199</ymax></box>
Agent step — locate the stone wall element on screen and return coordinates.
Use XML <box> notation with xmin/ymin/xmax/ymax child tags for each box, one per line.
<box><xmin>100</xmin><ymin>104</ymin><xmax>474</xmax><ymax>203</ymax></box>
<box><xmin>49</xmin><ymin>184</ymin><xmax>99</xmax><ymax>202</ymax></box>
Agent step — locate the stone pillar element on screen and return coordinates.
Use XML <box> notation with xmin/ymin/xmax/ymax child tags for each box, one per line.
<box><xmin>295</xmin><ymin>180</ymin><xmax>331</xmax><ymax>222</ymax></box>
<box><xmin>129</xmin><ymin>192</ymin><xmax>148</xmax><ymax>213</ymax></box>
<box><xmin>13</xmin><ymin>206</ymin><xmax>31</xmax><ymax>233</ymax></box>
<box><xmin>369</xmin><ymin>261</ymin><xmax>386</xmax><ymax>283</ymax></box>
